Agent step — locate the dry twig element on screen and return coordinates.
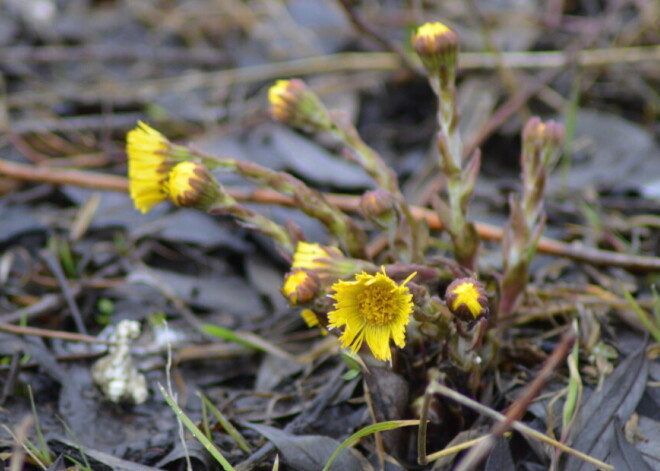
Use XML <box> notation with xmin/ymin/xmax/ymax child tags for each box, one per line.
<box><xmin>2</xmin><ymin>158</ymin><xmax>660</xmax><ymax>272</ymax></box>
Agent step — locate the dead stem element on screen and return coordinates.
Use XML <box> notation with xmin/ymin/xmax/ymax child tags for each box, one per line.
<box><xmin>0</xmin><ymin>322</ymin><xmax>111</xmax><ymax>345</ymax></box>
<box><xmin>3</xmin><ymin>158</ymin><xmax>660</xmax><ymax>272</ymax></box>
<box><xmin>7</xmin><ymin>46</ymin><xmax>659</xmax><ymax>108</ymax></box>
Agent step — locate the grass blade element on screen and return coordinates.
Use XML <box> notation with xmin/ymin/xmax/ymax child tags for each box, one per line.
<box><xmin>158</xmin><ymin>384</ymin><xmax>235</xmax><ymax>471</ymax></box>
<box><xmin>322</xmin><ymin>420</ymin><xmax>419</xmax><ymax>471</ymax></box>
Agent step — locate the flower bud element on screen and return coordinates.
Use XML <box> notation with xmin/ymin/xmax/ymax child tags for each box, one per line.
<box><xmin>444</xmin><ymin>277</ymin><xmax>489</xmax><ymax>322</ymax></box>
<box><xmin>359</xmin><ymin>189</ymin><xmax>398</xmax><ymax>229</ymax></box>
<box><xmin>268</xmin><ymin>79</ymin><xmax>334</xmax><ymax>132</ymax></box>
<box><xmin>166</xmin><ymin>161</ymin><xmax>220</xmax><ymax>211</ymax></box>
<box><xmin>281</xmin><ymin>268</ymin><xmax>320</xmax><ymax>305</ymax></box>
<box><xmin>522</xmin><ymin>117</ymin><xmax>565</xmax><ymax>168</ymax></box>
<box><xmin>291</xmin><ymin>241</ymin><xmax>376</xmax><ymax>280</ymax></box>
<box><xmin>411</xmin><ymin>22</ymin><xmax>458</xmax><ymax>81</ymax></box>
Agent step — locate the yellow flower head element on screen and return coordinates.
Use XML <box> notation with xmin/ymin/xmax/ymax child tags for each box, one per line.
<box><xmin>444</xmin><ymin>278</ymin><xmax>489</xmax><ymax>322</ymax></box>
<box><xmin>328</xmin><ymin>269</ymin><xmax>415</xmax><ymax>362</ymax></box>
<box><xmin>411</xmin><ymin>22</ymin><xmax>458</xmax><ymax>78</ymax></box>
<box><xmin>292</xmin><ymin>242</ymin><xmax>342</xmax><ymax>271</ymax></box>
<box><xmin>281</xmin><ymin>268</ymin><xmax>320</xmax><ymax>305</ymax></box>
<box><xmin>301</xmin><ymin>309</ymin><xmax>320</xmax><ymax>328</ymax></box>
<box><xmin>291</xmin><ymin>242</ymin><xmax>377</xmax><ymax>280</ymax></box>
<box><xmin>126</xmin><ymin>121</ymin><xmax>174</xmax><ymax>213</ymax></box>
<box><xmin>301</xmin><ymin>309</ymin><xmax>328</xmax><ymax>335</ymax></box>
<box><xmin>268</xmin><ymin>79</ymin><xmax>333</xmax><ymax>132</ymax></box>
<box><xmin>166</xmin><ymin>161</ymin><xmax>220</xmax><ymax>211</ymax></box>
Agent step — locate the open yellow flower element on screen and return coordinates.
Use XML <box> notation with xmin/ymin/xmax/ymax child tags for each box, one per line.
<box><xmin>292</xmin><ymin>242</ymin><xmax>342</xmax><ymax>271</ymax></box>
<box><xmin>328</xmin><ymin>269</ymin><xmax>415</xmax><ymax>362</ymax></box>
<box><xmin>126</xmin><ymin>121</ymin><xmax>174</xmax><ymax>213</ymax></box>
<box><xmin>291</xmin><ymin>241</ymin><xmax>375</xmax><ymax>280</ymax></box>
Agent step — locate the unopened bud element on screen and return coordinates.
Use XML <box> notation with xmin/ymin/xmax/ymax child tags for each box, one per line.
<box><xmin>412</xmin><ymin>22</ymin><xmax>458</xmax><ymax>81</ymax></box>
<box><xmin>444</xmin><ymin>277</ymin><xmax>489</xmax><ymax>322</ymax></box>
<box><xmin>522</xmin><ymin>117</ymin><xmax>565</xmax><ymax>168</ymax></box>
<box><xmin>166</xmin><ymin>161</ymin><xmax>220</xmax><ymax>211</ymax></box>
<box><xmin>268</xmin><ymin>79</ymin><xmax>333</xmax><ymax>132</ymax></box>
<box><xmin>359</xmin><ymin>189</ymin><xmax>398</xmax><ymax>229</ymax></box>
<box><xmin>282</xmin><ymin>268</ymin><xmax>320</xmax><ymax>305</ymax></box>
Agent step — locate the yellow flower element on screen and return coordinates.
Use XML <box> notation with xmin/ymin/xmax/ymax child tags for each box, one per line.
<box><xmin>291</xmin><ymin>242</ymin><xmax>377</xmax><ymax>280</ymax></box>
<box><xmin>281</xmin><ymin>269</ymin><xmax>320</xmax><ymax>305</ymax></box>
<box><xmin>444</xmin><ymin>278</ymin><xmax>489</xmax><ymax>321</ymax></box>
<box><xmin>126</xmin><ymin>121</ymin><xmax>174</xmax><ymax>213</ymax></box>
<box><xmin>292</xmin><ymin>242</ymin><xmax>342</xmax><ymax>271</ymax></box>
<box><xmin>328</xmin><ymin>269</ymin><xmax>415</xmax><ymax>362</ymax></box>
<box><xmin>166</xmin><ymin>161</ymin><xmax>220</xmax><ymax>211</ymax></box>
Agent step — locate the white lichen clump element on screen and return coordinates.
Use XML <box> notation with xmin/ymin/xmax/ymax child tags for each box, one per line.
<box><xmin>92</xmin><ymin>320</ymin><xmax>148</xmax><ymax>404</ymax></box>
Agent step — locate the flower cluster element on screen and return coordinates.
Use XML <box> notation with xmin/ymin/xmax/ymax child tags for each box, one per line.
<box><xmin>124</xmin><ymin>21</ymin><xmax>564</xmax><ymax>370</ymax></box>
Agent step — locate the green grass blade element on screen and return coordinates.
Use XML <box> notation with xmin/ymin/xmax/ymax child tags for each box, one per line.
<box><xmin>322</xmin><ymin>420</ymin><xmax>419</xmax><ymax>471</ymax></box>
<box><xmin>198</xmin><ymin>392</ymin><xmax>252</xmax><ymax>453</ymax></box>
<box><xmin>621</xmin><ymin>285</ymin><xmax>660</xmax><ymax>342</ymax></box>
<box><xmin>158</xmin><ymin>384</ymin><xmax>235</xmax><ymax>471</ymax></box>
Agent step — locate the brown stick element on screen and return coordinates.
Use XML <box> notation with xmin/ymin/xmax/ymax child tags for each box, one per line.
<box><xmin>455</xmin><ymin>331</ymin><xmax>576</xmax><ymax>470</ymax></box>
<box><xmin>3</xmin><ymin>158</ymin><xmax>660</xmax><ymax>271</ymax></box>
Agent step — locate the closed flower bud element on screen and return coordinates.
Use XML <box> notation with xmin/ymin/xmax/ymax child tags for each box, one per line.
<box><xmin>445</xmin><ymin>277</ymin><xmax>489</xmax><ymax>322</ymax></box>
<box><xmin>282</xmin><ymin>268</ymin><xmax>320</xmax><ymax>305</ymax></box>
<box><xmin>411</xmin><ymin>22</ymin><xmax>458</xmax><ymax>80</ymax></box>
<box><xmin>166</xmin><ymin>161</ymin><xmax>220</xmax><ymax>211</ymax></box>
<box><xmin>268</xmin><ymin>79</ymin><xmax>334</xmax><ymax>132</ymax></box>
<box><xmin>359</xmin><ymin>189</ymin><xmax>397</xmax><ymax>229</ymax></box>
<box><xmin>522</xmin><ymin>117</ymin><xmax>565</xmax><ymax>169</ymax></box>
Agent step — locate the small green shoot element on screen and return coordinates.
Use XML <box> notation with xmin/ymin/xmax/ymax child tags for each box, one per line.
<box><xmin>562</xmin><ymin>321</ymin><xmax>582</xmax><ymax>435</ymax></box>
<box><xmin>339</xmin><ymin>352</ymin><xmax>362</xmax><ymax>380</ymax></box>
<box><xmin>27</xmin><ymin>386</ymin><xmax>50</xmax><ymax>465</ymax></box>
<box><xmin>621</xmin><ymin>284</ymin><xmax>660</xmax><ymax>342</ymax></box>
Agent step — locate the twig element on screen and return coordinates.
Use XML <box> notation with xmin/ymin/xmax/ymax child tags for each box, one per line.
<box><xmin>0</xmin><ymin>291</ymin><xmax>69</xmax><ymax>324</ymax></box>
<box><xmin>39</xmin><ymin>250</ymin><xmax>88</xmax><ymax>336</ymax></box>
<box><xmin>2</xmin><ymin>158</ymin><xmax>660</xmax><ymax>272</ymax></box>
<box><xmin>7</xmin><ymin>46</ymin><xmax>659</xmax><ymax>108</ymax></box>
<box><xmin>0</xmin><ymin>44</ymin><xmax>226</xmax><ymax>64</ymax></box>
<box><xmin>455</xmin><ymin>332</ymin><xmax>576</xmax><ymax>470</ymax></box>
<box><xmin>428</xmin><ymin>381</ymin><xmax>613</xmax><ymax>471</ymax></box>
<box><xmin>0</xmin><ymin>322</ymin><xmax>110</xmax><ymax>344</ymax></box>
<box><xmin>336</xmin><ymin>0</ymin><xmax>421</xmax><ymax>74</ymax></box>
